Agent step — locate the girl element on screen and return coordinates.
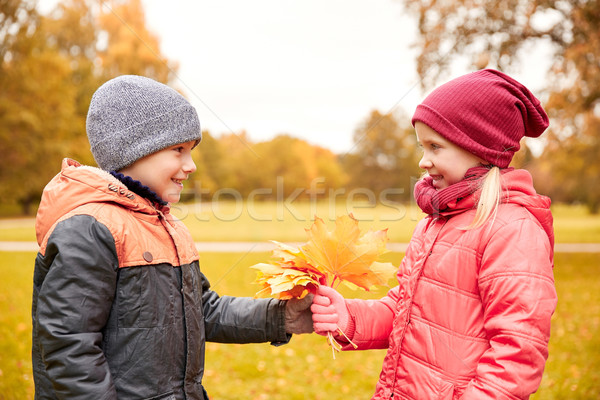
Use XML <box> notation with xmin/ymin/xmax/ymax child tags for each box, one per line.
<box><xmin>311</xmin><ymin>69</ymin><xmax>557</xmax><ymax>399</ymax></box>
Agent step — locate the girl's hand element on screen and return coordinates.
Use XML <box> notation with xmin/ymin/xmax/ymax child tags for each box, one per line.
<box><xmin>311</xmin><ymin>286</ymin><xmax>350</xmax><ymax>336</ymax></box>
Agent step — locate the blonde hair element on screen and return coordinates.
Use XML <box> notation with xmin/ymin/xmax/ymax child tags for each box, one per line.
<box><xmin>467</xmin><ymin>166</ymin><xmax>502</xmax><ymax>229</ymax></box>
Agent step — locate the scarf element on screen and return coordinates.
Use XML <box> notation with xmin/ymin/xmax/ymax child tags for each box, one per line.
<box><xmin>414</xmin><ymin>166</ymin><xmax>493</xmax><ymax>216</ymax></box>
<box><xmin>110</xmin><ymin>171</ymin><xmax>168</xmax><ymax>207</ymax></box>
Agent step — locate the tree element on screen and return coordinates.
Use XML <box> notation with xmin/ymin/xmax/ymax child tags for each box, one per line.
<box><xmin>0</xmin><ymin>0</ymin><xmax>79</xmax><ymax>213</ymax></box>
<box><xmin>97</xmin><ymin>0</ymin><xmax>177</xmax><ymax>83</ymax></box>
<box><xmin>193</xmin><ymin>133</ymin><xmax>347</xmax><ymax>199</ymax></box>
<box><xmin>0</xmin><ymin>0</ymin><xmax>181</xmax><ymax>214</ymax></box>
<box><xmin>41</xmin><ymin>0</ymin><xmax>101</xmax><ymax>165</ymax></box>
<box><xmin>190</xmin><ymin>130</ymin><xmax>232</xmax><ymax>197</ymax></box>
<box><xmin>250</xmin><ymin>134</ymin><xmax>347</xmax><ymax>198</ymax></box>
<box><xmin>345</xmin><ymin>110</ymin><xmax>421</xmax><ymax>200</ymax></box>
<box><xmin>399</xmin><ymin>0</ymin><xmax>600</xmax><ymax>211</ymax></box>
<box><xmin>0</xmin><ymin>0</ymin><xmax>37</xmax><ymax>62</ymax></box>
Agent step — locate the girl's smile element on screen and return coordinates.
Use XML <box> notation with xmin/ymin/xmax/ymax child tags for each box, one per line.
<box><xmin>415</xmin><ymin>122</ymin><xmax>485</xmax><ymax>189</ymax></box>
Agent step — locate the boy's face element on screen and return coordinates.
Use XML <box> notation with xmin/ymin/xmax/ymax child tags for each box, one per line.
<box><xmin>119</xmin><ymin>140</ymin><xmax>197</xmax><ymax>203</ymax></box>
<box><xmin>415</xmin><ymin>122</ymin><xmax>485</xmax><ymax>190</ymax></box>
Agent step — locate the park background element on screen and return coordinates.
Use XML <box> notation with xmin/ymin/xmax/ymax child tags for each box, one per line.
<box><xmin>1</xmin><ymin>0</ymin><xmax>599</xmax><ymax>398</ymax></box>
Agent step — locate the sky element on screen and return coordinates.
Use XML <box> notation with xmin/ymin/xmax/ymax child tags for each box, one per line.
<box><xmin>140</xmin><ymin>0</ymin><xmax>422</xmax><ymax>154</ymax></box>
<box><xmin>39</xmin><ymin>0</ymin><xmax>552</xmax><ymax>154</ymax></box>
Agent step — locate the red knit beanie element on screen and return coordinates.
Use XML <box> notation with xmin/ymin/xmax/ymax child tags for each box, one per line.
<box><xmin>411</xmin><ymin>69</ymin><xmax>549</xmax><ymax>168</ymax></box>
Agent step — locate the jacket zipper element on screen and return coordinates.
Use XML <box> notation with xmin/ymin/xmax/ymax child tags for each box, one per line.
<box><xmin>388</xmin><ymin>217</ymin><xmax>445</xmax><ymax>399</ymax></box>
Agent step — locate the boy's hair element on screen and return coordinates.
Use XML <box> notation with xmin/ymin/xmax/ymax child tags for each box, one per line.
<box><xmin>411</xmin><ymin>69</ymin><xmax>548</xmax><ymax>169</ymax></box>
<box><xmin>86</xmin><ymin>75</ymin><xmax>201</xmax><ymax>172</ymax></box>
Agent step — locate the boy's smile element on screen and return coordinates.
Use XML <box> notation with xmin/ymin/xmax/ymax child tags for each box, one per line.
<box><xmin>119</xmin><ymin>140</ymin><xmax>197</xmax><ymax>203</ymax></box>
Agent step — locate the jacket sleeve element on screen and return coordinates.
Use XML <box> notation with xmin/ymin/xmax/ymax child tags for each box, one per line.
<box><xmin>199</xmin><ymin>273</ymin><xmax>290</xmax><ymax>345</ymax></box>
<box><xmin>337</xmin><ymin>287</ymin><xmax>398</xmax><ymax>350</ymax></box>
<box><xmin>36</xmin><ymin>215</ymin><xmax>118</xmax><ymax>399</ymax></box>
<box><xmin>461</xmin><ymin>217</ymin><xmax>557</xmax><ymax>399</ymax></box>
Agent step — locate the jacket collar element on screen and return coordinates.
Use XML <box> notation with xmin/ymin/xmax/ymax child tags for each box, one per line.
<box><xmin>439</xmin><ymin>168</ymin><xmax>553</xmax><ymax>249</ymax></box>
<box><xmin>36</xmin><ymin>159</ymin><xmax>171</xmax><ymax>245</ymax></box>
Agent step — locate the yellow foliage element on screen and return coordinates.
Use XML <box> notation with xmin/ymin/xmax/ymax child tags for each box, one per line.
<box><xmin>251</xmin><ymin>215</ymin><xmax>396</xmax><ymax>299</ymax></box>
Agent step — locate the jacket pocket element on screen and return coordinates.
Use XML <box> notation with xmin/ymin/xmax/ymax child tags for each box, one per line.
<box><xmin>145</xmin><ymin>391</ymin><xmax>176</xmax><ymax>400</ymax></box>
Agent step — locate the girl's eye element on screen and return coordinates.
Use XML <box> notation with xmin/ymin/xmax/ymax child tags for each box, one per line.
<box><xmin>430</xmin><ymin>143</ymin><xmax>441</xmax><ymax>150</ymax></box>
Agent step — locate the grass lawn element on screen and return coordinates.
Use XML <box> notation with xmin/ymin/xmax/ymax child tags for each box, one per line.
<box><xmin>1</xmin><ymin>250</ymin><xmax>599</xmax><ymax>399</ymax></box>
<box><xmin>2</xmin><ymin>201</ymin><xmax>600</xmax><ymax>243</ymax></box>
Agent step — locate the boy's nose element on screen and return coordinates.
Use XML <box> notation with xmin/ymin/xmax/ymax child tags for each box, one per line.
<box><xmin>183</xmin><ymin>154</ymin><xmax>197</xmax><ymax>174</ymax></box>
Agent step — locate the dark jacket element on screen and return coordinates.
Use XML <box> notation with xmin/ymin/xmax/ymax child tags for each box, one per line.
<box><xmin>32</xmin><ymin>159</ymin><xmax>289</xmax><ymax>399</ymax></box>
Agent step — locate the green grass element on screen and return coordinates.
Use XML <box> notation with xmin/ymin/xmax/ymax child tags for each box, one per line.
<box><xmin>551</xmin><ymin>204</ymin><xmax>600</xmax><ymax>243</ymax></box>
<box><xmin>167</xmin><ymin>200</ymin><xmax>423</xmax><ymax>243</ymax></box>
<box><xmin>0</xmin><ymin>218</ymin><xmax>37</xmax><ymax>242</ymax></box>
<box><xmin>2</xmin><ymin>201</ymin><xmax>600</xmax><ymax>243</ymax></box>
<box><xmin>1</xmin><ymin>251</ymin><xmax>599</xmax><ymax>399</ymax></box>
<box><xmin>531</xmin><ymin>253</ymin><xmax>600</xmax><ymax>399</ymax></box>
<box><xmin>0</xmin><ymin>252</ymin><xmax>36</xmax><ymax>399</ymax></box>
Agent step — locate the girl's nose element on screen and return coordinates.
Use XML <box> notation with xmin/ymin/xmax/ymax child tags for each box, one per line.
<box><xmin>418</xmin><ymin>153</ymin><xmax>432</xmax><ymax>170</ymax></box>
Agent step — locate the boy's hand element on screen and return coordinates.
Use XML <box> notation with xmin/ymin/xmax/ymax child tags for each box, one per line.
<box><xmin>285</xmin><ymin>294</ymin><xmax>314</xmax><ymax>334</ymax></box>
<box><xmin>311</xmin><ymin>286</ymin><xmax>350</xmax><ymax>336</ymax></box>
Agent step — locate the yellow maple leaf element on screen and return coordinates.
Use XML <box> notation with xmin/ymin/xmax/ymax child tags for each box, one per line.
<box><xmin>300</xmin><ymin>215</ymin><xmax>395</xmax><ymax>290</ymax></box>
<box><xmin>251</xmin><ymin>257</ymin><xmax>320</xmax><ymax>300</ymax></box>
<box><xmin>249</xmin><ymin>215</ymin><xmax>396</xmax><ymax>357</ymax></box>
<box><xmin>250</xmin><ymin>215</ymin><xmax>395</xmax><ymax>301</ymax></box>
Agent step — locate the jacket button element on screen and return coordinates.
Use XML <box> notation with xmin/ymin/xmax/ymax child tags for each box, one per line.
<box><xmin>142</xmin><ymin>251</ymin><xmax>153</xmax><ymax>262</ymax></box>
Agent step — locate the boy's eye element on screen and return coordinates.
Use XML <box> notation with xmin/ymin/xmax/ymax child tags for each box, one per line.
<box><xmin>173</xmin><ymin>146</ymin><xmax>184</xmax><ymax>152</ymax></box>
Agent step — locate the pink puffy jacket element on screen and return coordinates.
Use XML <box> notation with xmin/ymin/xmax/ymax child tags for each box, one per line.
<box><xmin>342</xmin><ymin>169</ymin><xmax>557</xmax><ymax>399</ymax></box>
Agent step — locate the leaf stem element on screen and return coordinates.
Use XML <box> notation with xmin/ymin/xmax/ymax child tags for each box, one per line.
<box><xmin>336</xmin><ymin>325</ymin><xmax>358</xmax><ymax>349</ymax></box>
<box><xmin>326</xmin><ymin>324</ymin><xmax>358</xmax><ymax>359</ymax></box>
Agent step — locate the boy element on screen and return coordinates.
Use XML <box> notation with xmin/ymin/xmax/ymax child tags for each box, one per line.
<box><xmin>32</xmin><ymin>75</ymin><xmax>312</xmax><ymax>399</ymax></box>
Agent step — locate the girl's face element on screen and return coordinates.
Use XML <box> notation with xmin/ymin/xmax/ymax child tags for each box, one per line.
<box><xmin>415</xmin><ymin>122</ymin><xmax>485</xmax><ymax>190</ymax></box>
<box><xmin>119</xmin><ymin>140</ymin><xmax>197</xmax><ymax>203</ymax></box>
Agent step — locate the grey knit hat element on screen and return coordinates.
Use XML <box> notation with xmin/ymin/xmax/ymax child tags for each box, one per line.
<box><xmin>86</xmin><ymin>75</ymin><xmax>201</xmax><ymax>171</ymax></box>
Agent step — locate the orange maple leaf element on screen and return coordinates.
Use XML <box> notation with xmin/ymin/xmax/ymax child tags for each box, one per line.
<box><xmin>250</xmin><ymin>215</ymin><xmax>396</xmax><ymax>357</ymax></box>
<box><xmin>300</xmin><ymin>215</ymin><xmax>396</xmax><ymax>290</ymax></box>
<box><xmin>250</xmin><ymin>216</ymin><xmax>395</xmax><ymax>299</ymax></box>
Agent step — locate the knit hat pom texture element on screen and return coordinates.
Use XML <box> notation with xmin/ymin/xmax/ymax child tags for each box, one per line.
<box><xmin>411</xmin><ymin>69</ymin><xmax>549</xmax><ymax>168</ymax></box>
<box><xmin>86</xmin><ymin>75</ymin><xmax>201</xmax><ymax>172</ymax></box>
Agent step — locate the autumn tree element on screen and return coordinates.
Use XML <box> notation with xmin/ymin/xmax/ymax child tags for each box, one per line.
<box><xmin>191</xmin><ymin>133</ymin><xmax>347</xmax><ymax>199</ymax></box>
<box><xmin>344</xmin><ymin>110</ymin><xmax>421</xmax><ymax>201</ymax></box>
<box><xmin>190</xmin><ymin>130</ymin><xmax>230</xmax><ymax>197</ymax></box>
<box><xmin>0</xmin><ymin>0</ymin><xmax>182</xmax><ymax>214</ymax></box>
<box><xmin>399</xmin><ymin>0</ymin><xmax>600</xmax><ymax>211</ymax></box>
<box><xmin>250</xmin><ymin>134</ymin><xmax>348</xmax><ymax>199</ymax></box>
<box><xmin>0</xmin><ymin>0</ymin><xmax>79</xmax><ymax>213</ymax></box>
<box><xmin>41</xmin><ymin>0</ymin><xmax>100</xmax><ymax>165</ymax></box>
<box><xmin>97</xmin><ymin>0</ymin><xmax>177</xmax><ymax>83</ymax></box>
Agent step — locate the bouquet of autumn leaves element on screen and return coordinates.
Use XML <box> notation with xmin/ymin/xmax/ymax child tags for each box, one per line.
<box><xmin>250</xmin><ymin>214</ymin><xmax>396</xmax><ymax>354</ymax></box>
